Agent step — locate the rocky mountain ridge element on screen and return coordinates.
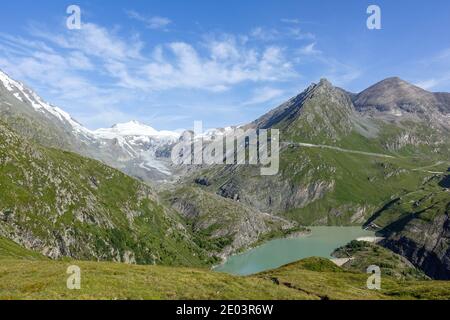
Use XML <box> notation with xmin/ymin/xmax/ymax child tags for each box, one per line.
<box><xmin>2</xmin><ymin>69</ymin><xmax>450</xmax><ymax>185</ymax></box>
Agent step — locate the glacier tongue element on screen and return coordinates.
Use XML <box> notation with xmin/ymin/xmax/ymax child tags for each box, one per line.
<box><xmin>92</xmin><ymin>121</ymin><xmax>182</xmax><ymax>180</ymax></box>
<box><xmin>93</xmin><ymin>120</ymin><xmax>180</xmax><ymax>141</ymax></box>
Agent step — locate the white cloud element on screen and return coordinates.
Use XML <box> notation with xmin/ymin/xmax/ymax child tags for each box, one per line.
<box><xmin>250</xmin><ymin>26</ymin><xmax>315</xmax><ymax>42</ymax></box>
<box><xmin>127</xmin><ymin>11</ymin><xmax>171</xmax><ymax>30</ymax></box>
<box><xmin>0</xmin><ymin>30</ymin><xmax>140</xmax><ymax>128</ymax></box>
<box><xmin>244</xmin><ymin>87</ymin><xmax>284</xmax><ymax>105</ymax></box>
<box><xmin>292</xmin><ymin>41</ymin><xmax>361</xmax><ymax>86</ymax></box>
<box><xmin>298</xmin><ymin>42</ymin><xmax>321</xmax><ymax>56</ymax></box>
<box><xmin>281</xmin><ymin>18</ymin><xmax>300</xmax><ymax>24</ymax></box>
<box><xmin>208</xmin><ymin>37</ymin><xmax>241</xmax><ymax>60</ymax></box>
<box><xmin>412</xmin><ymin>48</ymin><xmax>450</xmax><ymax>91</ymax></box>
<box><xmin>286</xmin><ymin>27</ymin><xmax>315</xmax><ymax>40</ymax></box>
<box><xmin>0</xmin><ymin>21</ymin><xmax>303</xmax><ymax>130</ymax></box>
<box><xmin>0</xmin><ymin>17</ymin><xmax>363</xmax><ymax>128</ymax></box>
<box><xmin>250</xmin><ymin>27</ymin><xmax>279</xmax><ymax>41</ymax></box>
<box><xmin>139</xmin><ymin>38</ymin><xmax>296</xmax><ymax>91</ymax></box>
<box><xmin>414</xmin><ymin>76</ymin><xmax>450</xmax><ymax>91</ymax></box>
<box><xmin>322</xmin><ymin>59</ymin><xmax>361</xmax><ymax>86</ymax></box>
<box><xmin>67</xmin><ymin>51</ymin><xmax>94</xmax><ymax>70</ymax></box>
<box><xmin>415</xmin><ymin>79</ymin><xmax>439</xmax><ymax>90</ymax></box>
<box><xmin>30</xmin><ymin>23</ymin><xmax>144</xmax><ymax>61</ymax></box>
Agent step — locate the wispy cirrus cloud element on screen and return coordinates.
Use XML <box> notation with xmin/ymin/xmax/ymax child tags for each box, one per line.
<box><xmin>412</xmin><ymin>47</ymin><xmax>450</xmax><ymax>91</ymax></box>
<box><xmin>29</xmin><ymin>23</ymin><xmax>144</xmax><ymax>61</ymax></box>
<box><xmin>0</xmin><ymin>20</ymin><xmax>301</xmax><ymax>127</ymax></box>
<box><xmin>140</xmin><ymin>39</ymin><xmax>296</xmax><ymax>92</ymax></box>
<box><xmin>126</xmin><ymin>10</ymin><xmax>172</xmax><ymax>30</ymax></box>
<box><xmin>249</xmin><ymin>25</ymin><xmax>315</xmax><ymax>42</ymax></box>
<box><xmin>0</xmin><ymin>12</ymin><xmax>361</xmax><ymax>129</ymax></box>
<box><xmin>1</xmin><ymin>22</ymin><xmax>297</xmax><ymax>92</ymax></box>
<box><xmin>250</xmin><ymin>27</ymin><xmax>279</xmax><ymax>41</ymax></box>
<box><xmin>286</xmin><ymin>27</ymin><xmax>315</xmax><ymax>40</ymax></box>
<box><xmin>293</xmin><ymin>40</ymin><xmax>360</xmax><ymax>87</ymax></box>
<box><xmin>297</xmin><ymin>42</ymin><xmax>321</xmax><ymax>56</ymax></box>
<box><xmin>243</xmin><ymin>86</ymin><xmax>285</xmax><ymax>105</ymax></box>
<box><xmin>281</xmin><ymin>18</ymin><xmax>300</xmax><ymax>25</ymax></box>
<box><xmin>415</xmin><ymin>79</ymin><xmax>440</xmax><ymax>90</ymax></box>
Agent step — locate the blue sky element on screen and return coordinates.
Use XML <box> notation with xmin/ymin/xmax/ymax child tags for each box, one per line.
<box><xmin>1</xmin><ymin>0</ymin><xmax>450</xmax><ymax>130</ymax></box>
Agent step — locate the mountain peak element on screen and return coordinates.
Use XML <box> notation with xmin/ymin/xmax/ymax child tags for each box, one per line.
<box><xmin>112</xmin><ymin>120</ymin><xmax>146</xmax><ymax>129</ymax></box>
<box><xmin>381</xmin><ymin>76</ymin><xmax>403</xmax><ymax>82</ymax></box>
<box><xmin>95</xmin><ymin>121</ymin><xmax>179</xmax><ymax>139</ymax></box>
<box><xmin>317</xmin><ymin>78</ymin><xmax>332</xmax><ymax>87</ymax></box>
<box><xmin>353</xmin><ymin>76</ymin><xmax>440</xmax><ymax>115</ymax></box>
<box><xmin>306</xmin><ymin>78</ymin><xmax>333</xmax><ymax>92</ymax></box>
<box><xmin>373</xmin><ymin>76</ymin><xmax>415</xmax><ymax>88</ymax></box>
<box><xmin>108</xmin><ymin>121</ymin><xmax>159</xmax><ymax>135</ymax></box>
<box><xmin>251</xmin><ymin>76</ymin><xmax>354</xmax><ymax>132</ymax></box>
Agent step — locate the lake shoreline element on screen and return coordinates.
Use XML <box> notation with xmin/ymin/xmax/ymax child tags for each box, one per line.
<box><xmin>212</xmin><ymin>228</ymin><xmax>312</xmax><ymax>272</ymax></box>
<box><xmin>213</xmin><ymin>226</ymin><xmax>375</xmax><ymax>276</ymax></box>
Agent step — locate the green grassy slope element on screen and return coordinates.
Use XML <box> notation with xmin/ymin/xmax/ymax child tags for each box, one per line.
<box><xmin>196</xmin><ymin>144</ymin><xmax>440</xmax><ymax>226</ymax></box>
<box><xmin>1</xmin><ymin>251</ymin><xmax>450</xmax><ymax>300</ymax></box>
<box><xmin>0</xmin><ymin>236</ymin><xmax>47</xmax><ymax>260</ymax></box>
<box><xmin>279</xmin><ymin>147</ymin><xmax>442</xmax><ymax>225</ymax></box>
<box><xmin>0</xmin><ymin>122</ymin><xmax>209</xmax><ymax>266</ymax></box>
<box><xmin>364</xmin><ymin>174</ymin><xmax>450</xmax><ymax>279</ymax></box>
<box><xmin>332</xmin><ymin>241</ymin><xmax>427</xmax><ymax>280</ymax></box>
<box><xmin>365</xmin><ymin>175</ymin><xmax>450</xmax><ymax>231</ymax></box>
<box><xmin>259</xmin><ymin>258</ymin><xmax>450</xmax><ymax>300</ymax></box>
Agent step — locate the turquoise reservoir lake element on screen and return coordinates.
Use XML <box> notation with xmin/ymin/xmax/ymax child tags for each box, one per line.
<box><xmin>214</xmin><ymin>226</ymin><xmax>374</xmax><ymax>275</ymax></box>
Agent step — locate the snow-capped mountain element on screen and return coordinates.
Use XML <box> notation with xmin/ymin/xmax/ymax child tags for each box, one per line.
<box><xmin>0</xmin><ymin>69</ymin><xmax>253</xmax><ymax>184</ymax></box>
<box><xmin>0</xmin><ymin>70</ymin><xmax>95</xmax><ymax>144</ymax></box>
<box><xmin>0</xmin><ymin>69</ymin><xmax>184</xmax><ymax>184</ymax></box>
<box><xmin>94</xmin><ymin>121</ymin><xmax>179</xmax><ymax>140</ymax></box>
<box><xmin>92</xmin><ymin>121</ymin><xmax>181</xmax><ymax>179</ymax></box>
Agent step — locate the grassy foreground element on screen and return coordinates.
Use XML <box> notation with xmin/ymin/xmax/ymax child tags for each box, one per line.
<box><xmin>1</xmin><ymin>237</ymin><xmax>450</xmax><ymax>300</ymax></box>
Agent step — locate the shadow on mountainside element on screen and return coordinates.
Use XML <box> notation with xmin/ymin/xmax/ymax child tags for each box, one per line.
<box><xmin>438</xmin><ymin>175</ymin><xmax>450</xmax><ymax>188</ymax></box>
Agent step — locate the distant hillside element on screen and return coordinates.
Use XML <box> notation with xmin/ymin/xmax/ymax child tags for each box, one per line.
<box><xmin>189</xmin><ymin>79</ymin><xmax>450</xmax><ymax>226</ymax></box>
<box><xmin>0</xmin><ymin>121</ymin><xmax>209</xmax><ymax>266</ymax></box>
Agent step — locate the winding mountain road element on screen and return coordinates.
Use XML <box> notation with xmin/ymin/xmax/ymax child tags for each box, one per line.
<box><xmin>283</xmin><ymin>142</ymin><xmax>396</xmax><ymax>158</ymax></box>
<box><xmin>283</xmin><ymin>142</ymin><xmax>448</xmax><ymax>174</ymax></box>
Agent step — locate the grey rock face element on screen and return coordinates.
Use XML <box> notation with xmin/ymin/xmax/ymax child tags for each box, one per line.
<box><xmin>381</xmin><ymin>211</ymin><xmax>450</xmax><ymax>280</ymax></box>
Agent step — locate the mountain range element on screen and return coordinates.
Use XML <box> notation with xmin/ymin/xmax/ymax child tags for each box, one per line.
<box><xmin>1</xmin><ymin>68</ymin><xmax>449</xmax><ymax>280</ymax></box>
